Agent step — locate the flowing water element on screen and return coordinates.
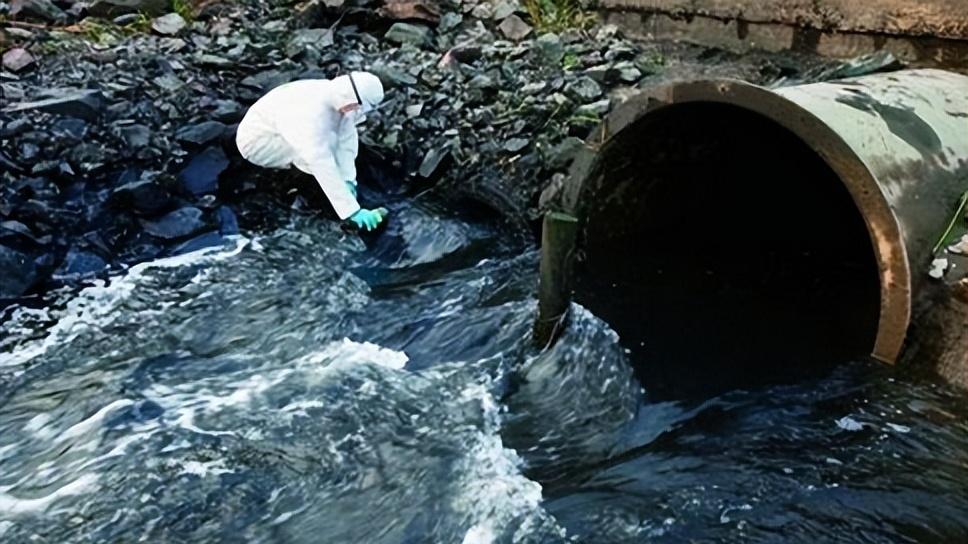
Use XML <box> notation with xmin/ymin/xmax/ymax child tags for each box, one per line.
<box><xmin>1</xmin><ymin>202</ymin><xmax>967</xmax><ymax>543</ymax></box>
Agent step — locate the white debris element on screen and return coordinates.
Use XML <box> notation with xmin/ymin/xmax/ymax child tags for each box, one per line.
<box><xmin>835</xmin><ymin>416</ymin><xmax>864</xmax><ymax>431</ymax></box>
<box><xmin>928</xmin><ymin>258</ymin><xmax>948</xmax><ymax>279</ymax></box>
<box><xmin>886</xmin><ymin>423</ymin><xmax>911</xmax><ymax>433</ymax></box>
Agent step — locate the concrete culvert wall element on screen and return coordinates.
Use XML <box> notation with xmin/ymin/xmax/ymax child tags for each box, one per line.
<box><xmin>575</xmin><ymin>102</ymin><xmax>882</xmax><ymax>398</ymax></box>
<box><xmin>543</xmin><ymin>69</ymin><xmax>968</xmax><ymax>398</ymax></box>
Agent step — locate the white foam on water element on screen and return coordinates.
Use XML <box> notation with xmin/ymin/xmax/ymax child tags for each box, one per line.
<box><xmin>0</xmin><ymin>473</ymin><xmax>99</xmax><ymax>516</ymax></box>
<box><xmin>0</xmin><ymin>236</ymin><xmax>250</xmax><ymax>369</ymax></box>
<box><xmin>59</xmin><ymin>399</ymin><xmax>135</xmax><ymax>443</ymax></box>
<box><xmin>296</xmin><ymin>338</ymin><xmax>409</xmax><ymax>370</ymax></box>
<box><xmin>168</xmin><ymin>459</ymin><xmax>234</xmax><ymax>477</ymax></box>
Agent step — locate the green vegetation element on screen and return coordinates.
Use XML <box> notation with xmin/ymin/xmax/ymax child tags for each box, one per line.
<box><xmin>171</xmin><ymin>0</ymin><xmax>196</xmax><ymax>22</ymax></box>
<box><xmin>561</xmin><ymin>51</ymin><xmax>580</xmax><ymax>71</ymax></box>
<box><xmin>523</xmin><ymin>0</ymin><xmax>596</xmax><ymax>34</ymax></box>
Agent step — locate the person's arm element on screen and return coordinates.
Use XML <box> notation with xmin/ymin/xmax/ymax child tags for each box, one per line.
<box><xmin>279</xmin><ymin>116</ymin><xmax>361</xmax><ymax>220</ymax></box>
<box><xmin>334</xmin><ymin>119</ymin><xmax>359</xmax><ymax>183</ymax></box>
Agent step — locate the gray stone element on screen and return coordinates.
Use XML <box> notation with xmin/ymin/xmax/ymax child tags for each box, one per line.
<box><xmin>532</xmin><ymin>33</ymin><xmax>564</xmax><ymax>66</ymax></box>
<box><xmin>564</xmin><ymin>76</ymin><xmax>602</xmax><ymax>101</ymax></box>
<box><xmin>439</xmin><ymin>12</ymin><xmax>462</xmax><ymax>32</ymax></box>
<box><xmin>216</xmin><ymin>206</ymin><xmax>239</xmax><ymax>235</ymax></box>
<box><xmin>370</xmin><ymin>64</ymin><xmax>417</xmax><ymax>87</ymax></box>
<box><xmin>176</xmin><ymin>121</ymin><xmax>226</xmax><ymax>146</ymax></box>
<box><xmin>153</xmin><ymin>74</ymin><xmax>185</xmax><ymax>92</ymax></box>
<box><xmin>112</xmin><ymin>13</ymin><xmax>141</xmax><ymax>24</ymax></box>
<box><xmin>498</xmin><ymin>15</ymin><xmax>532</xmax><ymax>41</ymax></box>
<box><xmin>151</xmin><ymin>13</ymin><xmax>187</xmax><ymax>36</ymax></box>
<box><xmin>614</xmin><ymin>61</ymin><xmax>642</xmax><ymax>83</ymax></box>
<box><xmin>194</xmin><ymin>54</ymin><xmax>232</xmax><ymax>67</ymax></box>
<box><xmin>211</xmin><ymin>100</ymin><xmax>242</xmax><ymax>122</ymax></box>
<box><xmin>287</xmin><ymin>28</ymin><xmax>334</xmax><ymax>57</ymax></box>
<box><xmin>551</xmin><ymin>137</ymin><xmax>584</xmax><ymax>169</ymax></box>
<box><xmin>0</xmin><ymin>244</ymin><xmax>36</xmax><ymax>298</ymax></box>
<box><xmin>385</xmin><ymin>23</ymin><xmax>432</xmax><ymax>47</ymax></box>
<box><xmin>418</xmin><ymin>147</ymin><xmax>450</xmax><ymax>178</ymax></box>
<box><xmin>140</xmin><ymin>207</ymin><xmax>207</xmax><ymax>239</ymax></box>
<box><xmin>3</xmin><ymin>48</ymin><xmax>35</xmax><ymax>72</ymax></box>
<box><xmin>4</xmin><ymin>90</ymin><xmax>104</xmax><ymax>122</ymax></box>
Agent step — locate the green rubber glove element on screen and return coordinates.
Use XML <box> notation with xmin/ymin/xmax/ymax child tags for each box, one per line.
<box><xmin>348</xmin><ymin>207</ymin><xmax>388</xmax><ymax>232</ymax></box>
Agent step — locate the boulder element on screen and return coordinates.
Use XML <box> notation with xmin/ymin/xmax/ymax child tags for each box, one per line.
<box><xmin>0</xmin><ymin>244</ymin><xmax>37</xmax><ymax>298</ymax></box>
<box><xmin>178</xmin><ymin>146</ymin><xmax>228</xmax><ymax>195</ymax></box>
<box><xmin>564</xmin><ymin>76</ymin><xmax>603</xmax><ymax>101</ymax></box>
<box><xmin>139</xmin><ymin>207</ymin><xmax>207</xmax><ymax>239</ymax></box>
<box><xmin>4</xmin><ymin>90</ymin><xmax>104</xmax><ymax>122</ymax></box>
<box><xmin>498</xmin><ymin>15</ymin><xmax>532</xmax><ymax>41</ymax></box>
<box><xmin>532</xmin><ymin>33</ymin><xmax>564</xmax><ymax>66</ymax></box>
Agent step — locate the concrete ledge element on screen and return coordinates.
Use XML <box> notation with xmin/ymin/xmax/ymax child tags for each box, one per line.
<box><xmin>601</xmin><ymin>2</ymin><xmax>968</xmax><ymax>70</ymax></box>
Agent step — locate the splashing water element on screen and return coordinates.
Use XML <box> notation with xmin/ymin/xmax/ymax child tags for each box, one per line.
<box><xmin>1</xmin><ymin>209</ymin><xmax>967</xmax><ymax>543</ymax></box>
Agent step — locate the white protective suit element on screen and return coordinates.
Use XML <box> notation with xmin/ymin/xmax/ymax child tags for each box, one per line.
<box><xmin>236</xmin><ymin>72</ymin><xmax>385</xmax><ymax>219</ymax></box>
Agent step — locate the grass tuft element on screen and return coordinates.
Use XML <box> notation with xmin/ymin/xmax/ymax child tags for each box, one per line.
<box><xmin>523</xmin><ymin>0</ymin><xmax>597</xmax><ymax>34</ymax></box>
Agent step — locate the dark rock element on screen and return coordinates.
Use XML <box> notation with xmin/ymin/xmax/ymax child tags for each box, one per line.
<box><xmin>120</xmin><ymin>124</ymin><xmax>151</xmax><ymax>148</ymax></box>
<box><xmin>216</xmin><ymin>206</ymin><xmax>239</xmax><ymax>235</ymax></box>
<box><xmin>152</xmin><ymin>74</ymin><xmax>185</xmax><ymax>92</ymax></box>
<box><xmin>498</xmin><ymin>15</ymin><xmax>532</xmax><ymax>41</ymax></box>
<box><xmin>287</xmin><ymin>28</ymin><xmax>334</xmax><ymax>58</ymax></box>
<box><xmin>5</xmin><ymin>90</ymin><xmax>104</xmax><ymax>122</ymax></box>
<box><xmin>370</xmin><ymin>63</ymin><xmax>418</xmax><ymax>88</ymax></box>
<box><xmin>194</xmin><ymin>54</ymin><xmax>233</xmax><ymax>67</ymax></box>
<box><xmin>168</xmin><ymin>231</ymin><xmax>224</xmax><ymax>256</ymax></box>
<box><xmin>51</xmin><ymin>118</ymin><xmax>88</xmax><ymax>141</ymax></box>
<box><xmin>88</xmin><ymin>0</ymin><xmax>169</xmax><ymax>17</ymax></box>
<box><xmin>385</xmin><ymin>23</ymin><xmax>432</xmax><ymax>47</ymax></box>
<box><xmin>53</xmin><ymin>248</ymin><xmax>107</xmax><ymax>280</ymax></box>
<box><xmin>111</xmin><ymin>178</ymin><xmax>172</xmax><ymax>215</ymax></box>
<box><xmin>178</xmin><ymin>146</ymin><xmax>228</xmax><ymax>195</ymax></box>
<box><xmin>2</xmin><ymin>48</ymin><xmax>36</xmax><ymax>73</ymax></box>
<box><xmin>240</xmin><ymin>70</ymin><xmax>294</xmax><ymax>92</ymax></box>
<box><xmin>439</xmin><ymin>12</ymin><xmax>462</xmax><ymax>32</ymax></box>
<box><xmin>139</xmin><ymin>207</ymin><xmax>207</xmax><ymax>239</ymax></box>
<box><xmin>1</xmin><ymin>118</ymin><xmax>30</xmax><ymax>138</ymax></box>
<box><xmin>613</xmin><ymin>61</ymin><xmax>642</xmax><ymax>83</ymax></box>
<box><xmin>575</xmin><ymin>99</ymin><xmax>610</xmax><ymax>117</ymax></box>
<box><xmin>0</xmin><ymin>244</ymin><xmax>37</xmax><ymax>298</ymax></box>
<box><xmin>152</xmin><ymin>13</ymin><xmax>187</xmax><ymax>35</ymax></box>
<box><xmin>175</xmin><ymin>121</ymin><xmax>226</xmax><ymax>146</ymax></box>
<box><xmin>550</xmin><ymin>136</ymin><xmax>584</xmax><ymax>169</ymax></box>
<box><xmin>9</xmin><ymin>0</ymin><xmax>66</xmax><ymax>22</ymax></box>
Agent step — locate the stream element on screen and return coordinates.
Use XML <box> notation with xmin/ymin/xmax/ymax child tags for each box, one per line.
<box><xmin>1</xmin><ymin>200</ymin><xmax>967</xmax><ymax>543</ymax></box>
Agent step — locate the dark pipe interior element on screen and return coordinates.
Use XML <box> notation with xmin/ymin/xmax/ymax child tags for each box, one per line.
<box><xmin>573</xmin><ymin>103</ymin><xmax>881</xmax><ymax>400</ymax></box>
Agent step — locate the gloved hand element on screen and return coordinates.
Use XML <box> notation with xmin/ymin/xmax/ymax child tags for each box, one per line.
<box><xmin>348</xmin><ymin>207</ymin><xmax>388</xmax><ymax>232</ymax></box>
<box><xmin>345</xmin><ymin>180</ymin><xmax>358</xmax><ymax>198</ymax></box>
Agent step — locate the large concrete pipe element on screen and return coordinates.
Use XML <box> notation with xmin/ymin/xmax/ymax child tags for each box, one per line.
<box><xmin>541</xmin><ymin>69</ymin><xmax>968</xmax><ymax>397</ymax></box>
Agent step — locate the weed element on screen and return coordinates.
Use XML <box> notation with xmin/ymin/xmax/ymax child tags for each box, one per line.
<box><xmin>523</xmin><ymin>0</ymin><xmax>596</xmax><ymax>34</ymax></box>
<box><xmin>171</xmin><ymin>0</ymin><xmax>196</xmax><ymax>22</ymax></box>
<box><xmin>561</xmin><ymin>51</ymin><xmax>580</xmax><ymax>71</ymax></box>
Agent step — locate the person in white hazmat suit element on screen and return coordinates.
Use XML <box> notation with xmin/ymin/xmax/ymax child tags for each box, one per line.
<box><xmin>236</xmin><ymin>71</ymin><xmax>387</xmax><ymax>231</ymax></box>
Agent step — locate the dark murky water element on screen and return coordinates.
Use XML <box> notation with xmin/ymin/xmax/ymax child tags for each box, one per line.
<box><xmin>2</xmin><ymin>204</ymin><xmax>967</xmax><ymax>543</ymax></box>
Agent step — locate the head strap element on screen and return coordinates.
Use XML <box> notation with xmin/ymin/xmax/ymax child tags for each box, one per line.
<box><xmin>347</xmin><ymin>72</ymin><xmax>363</xmax><ymax>106</ymax></box>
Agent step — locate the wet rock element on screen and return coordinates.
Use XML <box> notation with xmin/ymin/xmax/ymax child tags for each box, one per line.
<box><xmin>371</xmin><ymin>63</ymin><xmax>418</xmax><ymax>88</ymax></box>
<box><xmin>210</xmin><ymin>100</ymin><xmax>243</xmax><ymax>123</ymax></box>
<box><xmin>53</xmin><ymin>248</ymin><xmax>107</xmax><ymax>280</ymax></box>
<box><xmin>9</xmin><ymin>0</ymin><xmax>66</xmax><ymax>22</ymax></box>
<box><xmin>2</xmin><ymin>48</ymin><xmax>36</xmax><ymax>73</ymax></box>
<box><xmin>532</xmin><ymin>33</ymin><xmax>563</xmax><ymax>66</ymax></box>
<box><xmin>5</xmin><ymin>90</ymin><xmax>104</xmax><ymax>122</ymax></box>
<box><xmin>418</xmin><ymin>146</ymin><xmax>450</xmax><ymax>178</ymax></box>
<box><xmin>216</xmin><ymin>206</ymin><xmax>239</xmax><ymax>235</ymax></box>
<box><xmin>0</xmin><ymin>244</ymin><xmax>37</xmax><ymax>298</ymax></box>
<box><xmin>152</xmin><ymin>13</ymin><xmax>187</xmax><ymax>36</ymax></box>
<box><xmin>287</xmin><ymin>28</ymin><xmax>334</xmax><ymax>57</ymax></box>
<box><xmin>614</xmin><ymin>61</ymin><xmax>642</xmax><ymax>83</ymax></box>
<box><xmin>140</xmin><ymin>206</ymin><xmax>207</xmax><ymax>239</ymax></box>
<box><xmin>111</xmin><ymin>178</ymin><xmax>172</xmax><ymax>215</ymax></box>
<box><xmin>498</xmin><ymin>15</ymin><xmax>532</xmax><ymax>41</ymax></box>
<box><xmin>168</xmin><ymin>231</ymin><xmax>224</xmax><ymax>255</ymax></box>
<box><xmin>575</xmin><ymin>99</ymin><xmax>610</xmax><ymax>117</ymax></box>
<box><xmin>385</xmin><ymin>23</ymin><xmax>432</xmax><ymax>47</ymax></box>
<box><xmin>439</xmin><ymin>12</ymin><xmax>462</xmax><ymax>32</ymax></box>
<box><xmin>175</xmin><ymin>121</ymin><xmax>226</xmax><ymax>146</ymax></box>
<box><xmin>565</xmin><ymin>76</ymin><xmax>602</xmax><ymax>101</ymax></box>
<box><xmin>88</xmin><ymin>0</ymin><xmax>169</xmax><ymax>17</ymax></box>
<box><xmin>550</xmin><ymin>137</ymin><xmax>584</xmax><ymax>169</ymax></box>
<box><xmin>153</xmin><ymin>74</ymin><xmax>185</xmax><ymax>92</ymax></box>
<box><xmin>120</xmin><ymin>124</ymin><xmax>151</xmax><ymax>148</ymax></box>
<box><xmin>178</xmin><ymin>146</ymin><xmax>228</xmax><ymax>195</ymax></box>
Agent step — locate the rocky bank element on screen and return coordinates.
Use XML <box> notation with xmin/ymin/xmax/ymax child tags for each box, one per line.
<box><xmin>1</xmin><ymin>0</ymin><xmax>848</xmax><ymax>308</ymax></box>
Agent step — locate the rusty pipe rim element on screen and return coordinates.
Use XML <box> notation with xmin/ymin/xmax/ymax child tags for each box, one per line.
<box><xmin>572</xmin><ymin>79</ymin><xmax>911</xmax><ymax>363</ymax></box>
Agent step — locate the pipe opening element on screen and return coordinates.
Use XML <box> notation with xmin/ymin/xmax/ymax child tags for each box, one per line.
<box><xmin>574</xmin><ymin>103</ymin><xmax>882</xmax><ymax>399</ymax></box>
